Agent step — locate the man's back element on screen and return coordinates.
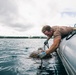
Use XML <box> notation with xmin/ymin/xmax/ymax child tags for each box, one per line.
<box><xmin>52</xmin><ymin>26</ymin><xmax>73</xmax><ymax>38</ymax></box>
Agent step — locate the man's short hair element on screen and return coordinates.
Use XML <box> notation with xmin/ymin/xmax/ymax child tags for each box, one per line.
<box><xmin>42</xmin><ymin>25</ymin><xmax>51</xmax><ymax>33</ymax></box>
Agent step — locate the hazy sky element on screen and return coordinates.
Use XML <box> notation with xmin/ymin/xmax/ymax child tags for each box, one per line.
<box><xmin>0</xmin><ymin>0</ymin><xmax>76</xmax><ymax>36</ymax></box>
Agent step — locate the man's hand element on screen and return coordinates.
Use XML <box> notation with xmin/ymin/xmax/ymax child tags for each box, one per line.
<box><xmin>44</xmin><ymin>40</ymin><xmax>48</xmax><ymax>45</ymax></box>
<box><xmin>38</xmin><ymin>51</ymin><xmax>46</xmax><ymax>58</ymax></box>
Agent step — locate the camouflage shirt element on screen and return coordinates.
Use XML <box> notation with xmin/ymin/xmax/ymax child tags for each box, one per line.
<box><xmin>52</xmin><ymin>26</ymin><xmax>73</xmax><ymax>38</ymax></box>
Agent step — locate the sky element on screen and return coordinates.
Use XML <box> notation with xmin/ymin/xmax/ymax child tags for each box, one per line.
<box><xmin>0</xmin><ymin>0</ymin><xmax>76</xmax><ymax>36</ymax></box>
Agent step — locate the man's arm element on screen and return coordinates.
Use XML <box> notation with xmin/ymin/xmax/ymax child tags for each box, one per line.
<box><xmin>46</xmin><ymin>36</ymin><xmax>61</xmax><ymax>54</ymax></box>
<box><xmin>38</xmin><ymin>36</ymin><xmax>61</xmax><ymax>58</ymax></box>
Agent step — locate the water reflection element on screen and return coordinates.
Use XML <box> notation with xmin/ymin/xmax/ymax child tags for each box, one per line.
<box><xmin>36</xmin><ymin>52</ymin><xmax>67</xmax><ymax>75</ymax></box>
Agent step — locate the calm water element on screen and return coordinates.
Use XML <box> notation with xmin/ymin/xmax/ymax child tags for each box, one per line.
<box><xmin>0</xmin><ymin>38</ymin><xmax>67</xmax><ymax>75</ymax></box>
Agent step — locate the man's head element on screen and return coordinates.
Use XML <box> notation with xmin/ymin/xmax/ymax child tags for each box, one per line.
<box><xmin>42</xmin><ymin>25</ymin><xmax>51</xmax><ymax>33</ymax></box>
<box><xmin>42</xmin><ymin>25</ymin><xmax>53</xmax><ymax>38</ymax></box>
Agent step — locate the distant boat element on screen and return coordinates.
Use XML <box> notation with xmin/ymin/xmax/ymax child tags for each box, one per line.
<box><xmin>57</xmin><ymin>31</ymin><xmax>76</xmax><ymax>75</ymax></box>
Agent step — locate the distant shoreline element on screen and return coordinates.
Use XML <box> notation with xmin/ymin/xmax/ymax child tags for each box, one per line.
<box><xmin>0</xmin><ymin>36</ymin><xmax>47</xmax><ymax>39</ymax></box>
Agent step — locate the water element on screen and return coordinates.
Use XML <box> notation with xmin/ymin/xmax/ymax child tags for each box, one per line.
<box><xmin>0</xmin><ymin>38</ymin><xmax>67</xmax><ymax>75</ymax></box>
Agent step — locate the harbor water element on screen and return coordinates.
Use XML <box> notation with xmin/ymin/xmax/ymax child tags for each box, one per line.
<box><xmin>0</xmin><ymin>38</ymin><xmax>67</xmax><ymax>75</ymax></box>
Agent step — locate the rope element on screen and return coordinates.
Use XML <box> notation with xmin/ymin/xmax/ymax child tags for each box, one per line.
<box><xmin>66</xmin><ymin>31</ymin><xmax>76</xmax><ymax>40</ymax></box>
<box><xmin>39</xmin><ymin>42</ymin><xmax>49</xmax><ymax>69</ymax></box>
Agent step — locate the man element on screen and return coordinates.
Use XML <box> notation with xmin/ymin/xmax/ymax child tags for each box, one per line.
<box><xmin>38</xmin><ymin>25</ymin><xmax>76</xmax><ymax>58</ymax></box>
